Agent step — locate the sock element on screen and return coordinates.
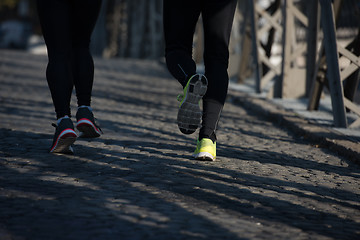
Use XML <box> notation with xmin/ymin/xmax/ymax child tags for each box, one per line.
<box><xmin>199</xmin><ymin>131</ymin><xmax>217</xmax><ymax>143</ymax></box>
<box><xmin>57</xmin><ymin>115</ymin><xmax>70</xmax><ymax>125</ymax></box>
<box><xmin>78</xmin><ymin>105</ymin><xmax>92</xmax><ymax>112</ymax></box>
<box><xmin>199</xmin><ymin>99</ymin><xmax>223</xmax><ymax>143</ymax></box>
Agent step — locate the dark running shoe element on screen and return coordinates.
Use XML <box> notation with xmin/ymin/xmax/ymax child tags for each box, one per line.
<box><xmin>177</xmin><ymin>74</ymin><xmax>208</xmax><ymax>134</ymax></box>
<box><xmin>50</xmin><ymin>117</ymin><xmax>77</xmax><ymax>154</ymax></box>
<box><xmin>76</xmin><ymin>106</ymin><xmax>102</xmax><ymax>138</ymax></box>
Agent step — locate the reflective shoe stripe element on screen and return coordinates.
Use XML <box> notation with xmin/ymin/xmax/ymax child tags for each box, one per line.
<box><xmin>77</xmin><ymin>118</ymin><xmax>101</xmax><ymax>132</ymax></box>
<box><xmin>50</xmin><ymin>128</ymin><xmax>77</xmax><ymax>153</ymax></box>
<box><xmin>76</xmin><ymin>118</ymin><xmax>102</xmax><ymax>137</ymax></box>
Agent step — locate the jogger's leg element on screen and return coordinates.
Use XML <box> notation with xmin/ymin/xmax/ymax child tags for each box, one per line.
<box><xmin>200</xmin><ymin>0</ymin><xmax>237</xmax><ymax>141</ymax></box>
<box><xmin>163</xmin><ymin>0</ymin><xmax>202</xmax><ymax>87</ymax></box>
<box><xmin>37</xmin><ymin>0</ymin><xmax>73</xmax><ymax>119</ymax></box>
<box><xmin>70</xmin><ymin>0</ymin><xmax>102</xmax><ymax>107</ymax></box>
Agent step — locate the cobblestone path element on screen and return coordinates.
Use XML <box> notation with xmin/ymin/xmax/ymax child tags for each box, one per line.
<box><xmin>0</xmin><ymin>50</ymin><xmax>359</xmax><ymax>240</ymax></box>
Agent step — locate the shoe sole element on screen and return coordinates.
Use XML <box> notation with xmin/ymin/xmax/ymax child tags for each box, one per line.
<box><xmin>77</xmin><ymin>119</ymin><xmax>101</xmax><ymax>138</ymax></box>
<box><xmin>193</xmin><ymin>152</ymin><xmax>216</xmax><ymax>161</ymax></box>
<box><xmin>177</xmin><ymin>74</ymin><xmax>208</xmax><ymax>134</ymax></box>
<box><xmin>50</xmin><ymin>130</ymin><xmax>77</xmax><ymax>154</ymax></box>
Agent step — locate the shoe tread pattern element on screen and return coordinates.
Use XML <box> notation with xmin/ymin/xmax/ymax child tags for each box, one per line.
<box><xmin>177</xmin><ymin>75</ymin><xmax>207</xmax><ymax>134</ymax></box>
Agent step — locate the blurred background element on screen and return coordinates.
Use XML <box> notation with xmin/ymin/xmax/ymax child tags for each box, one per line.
<box><xmin>0</xmin><ymin>0</ymin><xmax>165</xmax><ymax>58</ymax></box>
<box><xmin>0</xmin><ymin>0</ymin><xmax>249</xmax><ymax>81</ymax></box>
<box><xmin>0</xmin><ymin>0</ymin><xmax>359</xmax><ymax>85</ymax></box>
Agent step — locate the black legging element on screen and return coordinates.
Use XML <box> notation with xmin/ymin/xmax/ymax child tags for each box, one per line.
<box><xmin>163</xmin><ymin>0</ymin><xmax>237</xmax><ymax>140</ymax></box>
<box><xmin>37</xmin><ymin>0</ymin><xmax>101</xmax><ymax>119</ymax></box>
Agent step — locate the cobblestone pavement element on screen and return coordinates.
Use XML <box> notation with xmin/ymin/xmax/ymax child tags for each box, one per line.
<box><xmin>0</xmin><ymin>50</ymin><xmax>360</xmax><ymax>240</ymax></box>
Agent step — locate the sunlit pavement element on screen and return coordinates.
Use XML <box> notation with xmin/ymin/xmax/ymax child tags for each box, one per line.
<box><xmin>1</xmin><ymin>49</ymin><xmax>359</xmax><ymax>240</ymax></box>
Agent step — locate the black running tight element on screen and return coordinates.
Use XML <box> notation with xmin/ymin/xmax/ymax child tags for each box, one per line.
<box><xmin>163</xmin><ymin>0</ymin><xmax>237</xmax><ymax>140</ymax></box>
<box><xmin>37</xmin><ymin>0</ymin><xmax>101</xmax><ymax>119</ymax></box>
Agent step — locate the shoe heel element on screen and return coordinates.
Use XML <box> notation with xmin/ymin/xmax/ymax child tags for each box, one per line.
<box><xmin>77</xmin><ymin>120</ymin><xmax>101</xmax><ymax>138</ymax></box>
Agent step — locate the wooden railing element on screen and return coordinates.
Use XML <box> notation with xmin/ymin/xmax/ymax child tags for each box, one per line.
<box><xmin>239</xmin><ymin>0</ymin><xmax>360</xmax><ymax>129</ymax></box>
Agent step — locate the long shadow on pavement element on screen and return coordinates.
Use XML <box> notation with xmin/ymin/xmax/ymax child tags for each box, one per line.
<box><xmin>1</xmin><ymin>128</ymin><xmax>359</xmax><ymax>239</ymax></box>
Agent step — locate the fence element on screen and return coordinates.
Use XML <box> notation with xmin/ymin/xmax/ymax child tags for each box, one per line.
<box><xmin>239</xmin><ymin>0</ymin><xmax>360</xmax><ymax>129</ymax></box>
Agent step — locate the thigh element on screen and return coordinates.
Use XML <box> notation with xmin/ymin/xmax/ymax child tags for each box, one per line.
<box><xmin>163</xmin><ymin>0</ymin><xmax>202</xmax><ymax>54</ymax></box>
<box><xmin>70</xmin><ymin>0</ymin><xmax>102</xmax><ymax>47</ymax></box>
<box><xmin>36</xmin><ymin>0</ymin><xmax>72</xmax><ymax>56</ymax></box>
<box><xmin>202</xmin><ymin>0</ymin><xmax>237</xmax><ymax>58</ymax></box>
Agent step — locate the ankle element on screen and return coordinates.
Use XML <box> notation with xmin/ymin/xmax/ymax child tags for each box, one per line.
<box><xmin>78</xmin><ymin>105</ymin><xmax>92</xmax><ymax>112</ymax></box>
<box><xmin>57</xmin><ymin>115</ymin><xmax>70</xmax><ymax>125</ymax></box>
<box><xmin>199</xmin><ymin>132</ymin><xmax>217</xmax><ymax>143</ymax></box>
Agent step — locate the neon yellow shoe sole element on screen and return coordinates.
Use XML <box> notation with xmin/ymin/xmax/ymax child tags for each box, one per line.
<box><xmin>193</xmin><ymin>138</ymin><xmax>216</xmax><ymax>161</ymax></box>
<box><xmin>177</xmin><ymin>74</ymin><xmax>208</xmax><ymax>135</ymax></box>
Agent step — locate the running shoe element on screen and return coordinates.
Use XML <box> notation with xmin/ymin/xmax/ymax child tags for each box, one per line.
<box><xmin>193</xmin><ymin>138</ymin><xmax>216</xmax><ymax>161</ymax></box>
<box><xmin>177</xmin><ymin>74</ymin><xmax>208</xmax><ymax>134</ymax></box>
<box><xmin>76</xmin><ymin>106</ymin><xmax>102</xmax><ymax>138</ymax></box>
<box><xmin>50</xmin><ymin>117</ymin><xmax>77</xmax><ymax>154</ymax></box>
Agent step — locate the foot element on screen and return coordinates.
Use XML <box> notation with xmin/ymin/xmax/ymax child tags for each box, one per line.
<box><xmin>177</xmin><ymin>74</ymin><xmax>208</xmax><ymax>134</ymax></box>
<box><xmin>50</xmin><ymin>116</ymin><xmax>77</xmax><ymax>154</ymax></box>
<box><xmin>193</xmin><ymin>138</ymin><xmax>216</xmax><ymax>161</ymax></box>
<box><xmin>76</xmin><ymin>106</ymin><xmax>102</xmax><ymax>138</ymax></box>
